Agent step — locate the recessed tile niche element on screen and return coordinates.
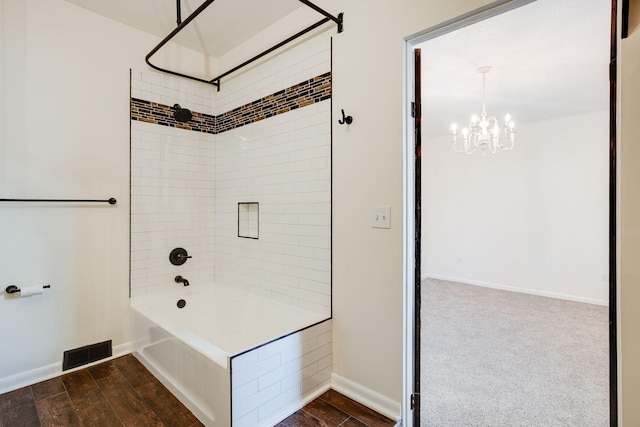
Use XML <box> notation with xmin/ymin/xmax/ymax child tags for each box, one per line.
<box><xmin>238</xmin><ymin>202</ymin><xmax>259</xmax><ymax>239</ymax></box>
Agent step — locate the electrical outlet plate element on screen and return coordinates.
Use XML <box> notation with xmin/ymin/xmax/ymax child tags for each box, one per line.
<box><xmin>371</xmin><ymin>206</ymin><xmax>391</xmax><ymax>229</ymax></box>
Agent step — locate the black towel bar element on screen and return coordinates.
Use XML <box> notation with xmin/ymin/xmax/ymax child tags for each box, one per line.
<box><xmin>0</xmin><ymin>198</ymin><xmax>117</xmax><ymax>205</ymax></box>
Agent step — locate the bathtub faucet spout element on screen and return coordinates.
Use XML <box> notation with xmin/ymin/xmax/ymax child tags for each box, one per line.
<box><xmin>175</xmin><ymin>275</ymin><xmax>190</xmax><ymax>286</ymax></box>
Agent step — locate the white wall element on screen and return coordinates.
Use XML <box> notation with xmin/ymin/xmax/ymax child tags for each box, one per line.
<box><xmin>0</xmin><ymin>0</ymin><xmax>213</xmax><ymax>390</ymax></box>
<box><xmin>326</xmin><ymin>0</ymin><xmax>496</xmax><ymax>410</ymax></box>
<box><xmin>422</xmin><ymin>111</ymin><xmax>609</xmax><ymax>305</ymax></box>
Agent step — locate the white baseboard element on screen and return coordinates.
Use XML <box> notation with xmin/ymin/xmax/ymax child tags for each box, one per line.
<box><xmin>0</xmin><ymin>341</ymin><xmax>132</xmax><ymax>395</ymax></box>
<box><xmin>331</xmin><ymin>373</ymin><xmax>401</xmax><ymax>423</ymax></box>
<box><xmin>425</xmin><ymin>274</ymin><xmax>608</xmax><ymax>306</ymax></box>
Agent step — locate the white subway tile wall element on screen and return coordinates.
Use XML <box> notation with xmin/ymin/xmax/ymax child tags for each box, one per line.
<box><xmin>214</xmin><ymin>100</ymin><xmax>331</xmax><ymax>314</ymax></box>
<box><xmin>215</xmin><ymin>32</ymin><xmax>331</xmax><ymax>114</ymax></box>
<box><xmin>231</xmin><ymin>319</ymin><xmax>332</xmax><ymax>427</ymax></box>
<box><xmin>131</xmin><ymin>69</ymin><xmax>216</xmax><ymax>116</ymax></box>
<box><xmin>131</xmin><ymin>35</ymin><xmax>331</xmax><ymax>314</ymax></box>
<box><xmin>214</xmin><ymin>36</ymin><xmax>332</xmax><ymax>314</ymax></box>
<box><xmin>130</xmin><ymin>120</ymin><xmax>216</xmax><ymax>297</ymax></box>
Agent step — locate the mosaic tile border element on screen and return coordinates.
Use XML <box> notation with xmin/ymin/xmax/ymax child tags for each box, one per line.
<box><xmin>130</xmin><ymin>99</ymin><xmax>216</xmax><ymax>134</ymax></box>
<box><xmin>130</xmin><ymin>72</ymin><xmax>331</xmax><ymax>135</ymax></box>
<box><xmin>216</xmin><ymin>72</ymin><xmax>331</xmax><ymax>133</ymax></box>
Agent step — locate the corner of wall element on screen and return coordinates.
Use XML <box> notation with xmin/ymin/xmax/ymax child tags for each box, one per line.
<box><xmin>330</xmin><ymin>373</ymin><xmax>401</xmax><ymax>422</ymax></box>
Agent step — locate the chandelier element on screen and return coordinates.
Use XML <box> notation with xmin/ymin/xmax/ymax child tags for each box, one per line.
<box><xmin>450</xmin><ymin>66</ymin><xmax>516</xmax><ymax>155</ymax></box>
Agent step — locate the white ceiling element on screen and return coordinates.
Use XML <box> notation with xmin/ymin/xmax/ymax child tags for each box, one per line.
<box><xmin>64</xmin><ymin>0</ymin><xmax>303</xmax><ymax>58</ymax></box>
<box><xmin>419</xmin><ymin>0</ymin><xmax>611</xmax><ymax>137</ymax></box>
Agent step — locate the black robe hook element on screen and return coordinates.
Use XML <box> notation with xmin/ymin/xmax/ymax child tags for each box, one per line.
<box><xmin>338</xmin><ymin>109</ymin><xmax>353</xmax><ymax>125</ymax></box>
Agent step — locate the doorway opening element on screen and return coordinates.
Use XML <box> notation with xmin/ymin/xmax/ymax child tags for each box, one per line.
<box><xmin>403</xmin><ymin>0</ymin><xmax>618</xmax><ymax>425</ymax></box>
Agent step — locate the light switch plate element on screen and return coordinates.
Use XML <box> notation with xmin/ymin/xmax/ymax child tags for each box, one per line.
<box><xmin>371</xmin><ymin>206</ymin><xmax>391</xmax><ymax>229</ymax></box>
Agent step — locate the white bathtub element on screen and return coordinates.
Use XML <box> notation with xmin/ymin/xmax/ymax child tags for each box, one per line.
<box><xmin>131</xmin><ymin>284</ymin><xmax>332</xmax><ymax>427</ymax></box>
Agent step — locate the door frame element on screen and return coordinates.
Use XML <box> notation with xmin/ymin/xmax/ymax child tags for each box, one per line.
<box><xmin>401</xmin><ymin>1</ymin><xmax>619</xmax><ymax>425</ymax></box>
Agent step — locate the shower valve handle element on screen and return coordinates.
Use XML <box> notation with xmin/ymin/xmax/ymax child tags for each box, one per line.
<box><xmin>169</xmin><ymin>248</ymin><xmax>191</xmax><ymax>266</ymax></box>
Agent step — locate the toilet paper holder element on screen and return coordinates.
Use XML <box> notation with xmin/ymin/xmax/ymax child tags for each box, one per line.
<box><xmin>5</xmin><ymin>284</ymin><xmax>50</xmax><ymax>294</ymax></box>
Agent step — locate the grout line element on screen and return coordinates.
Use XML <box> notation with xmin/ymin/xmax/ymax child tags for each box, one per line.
<box><xmin>109</xmin><ymin>355</ymin><xmax>159</xmax><ymax>422</ymax></box>
<box><xmin>351</xmin><ymin>415</ymin><xmax>372</xmax><ymax>427</ymax></box>
<box><xmin>315</xmin><ymin>394</ymin><xmax>369</xmax><ymax>427</ymax></box>
<box><xmin>318</xmin><ymin>393</ymin><xmax>386</xmax><ymax>427</ymax></box>
<box><xmin>29</xmin><ymin>386</ymin><xmax>43</xmax><ymax>427</ymax></box>
<box><xmin>60</xmin><ymin>376</ymin><xmax>69</xmax><ymax>396</ymax></box>
<box><xmin>87</xmin><ymin>363</ymin><xmax>127</xmax><ymax>427</ymax></box>
<box><xmin>34</xmin><ymin>390</ymin><xmax>68</xmax><ymax>403</ymax></box>
<box><xmin>300</xmin><ymin>407</ymin><xmax>325</xmax><ymax>425</ymax></box>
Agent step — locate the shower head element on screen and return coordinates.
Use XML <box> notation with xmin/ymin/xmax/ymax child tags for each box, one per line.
<box><xmin>172</xmin><ymin>104</ymin><xmax>192</xmax><ymax>123</ymax></box>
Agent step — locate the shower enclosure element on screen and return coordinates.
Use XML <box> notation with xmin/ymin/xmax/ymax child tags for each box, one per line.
<box><xmin>129</xmin><ymin>16</ymin><xmax>334</xmax><ymax>425</ymax></box>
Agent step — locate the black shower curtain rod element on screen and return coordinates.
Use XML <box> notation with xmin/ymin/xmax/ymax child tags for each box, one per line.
<box><xmin>145</xmin><ymin>0</ymin><xmax>343</xmax><ymax>91</ymax></box>
<box><xmin>0</xmin><ymin>198</ymin><xmax>117</xmax><ymax>205</ymax></box>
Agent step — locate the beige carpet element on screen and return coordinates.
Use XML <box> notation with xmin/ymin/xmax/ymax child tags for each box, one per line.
<box><xmin>420</xmin><ymin>278</ymin><xmax>609</xmax><ymax>426</ymax></box>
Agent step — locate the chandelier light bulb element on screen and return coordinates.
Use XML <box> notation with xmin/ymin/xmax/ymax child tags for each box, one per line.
<box><xmin>449</xmin><ymin>66</ymin><xmax>517</xmax><ymax>155</ymax></box>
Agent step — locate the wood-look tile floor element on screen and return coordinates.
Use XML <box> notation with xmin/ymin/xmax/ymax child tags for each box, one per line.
<box><xmin>0</xmin><ymin>354</ymin><xmax>203</xmax><ymax>427</ymax></box>
<box><xmin>279</xmin><ymin>390</ymin><xmax>396</xmax><ymax>427</ymax></box>
<box><xmin>0</xmin><ymin>354</ymin><xmax>395</xmax><ymax>427</ymax></box>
